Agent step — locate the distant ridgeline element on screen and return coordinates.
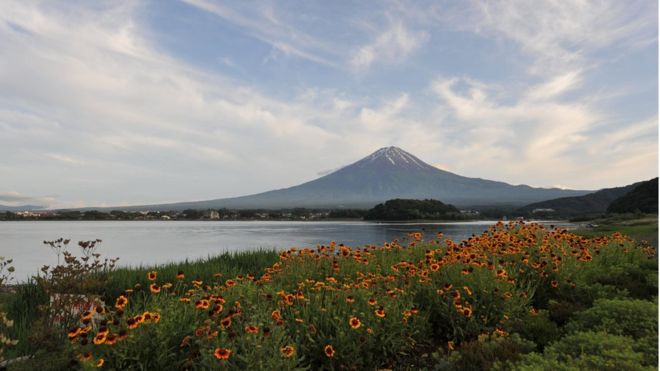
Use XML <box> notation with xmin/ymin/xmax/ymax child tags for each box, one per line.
<box><xmin>363</xmin><ymin>198</ymin><xmax>462</xmax><ymax>221</ymax></box>
<box><xmin>515</xmin><ymin>177</ymin><xmax>658</xmax><ymax>218</ymax></box>
<box><xmin>607</xmin><ymin>178</ymin><xmax>658</xmax><ymax>214</ymax></box>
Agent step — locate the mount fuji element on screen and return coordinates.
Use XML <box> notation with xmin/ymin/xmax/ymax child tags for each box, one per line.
<box><xmin>128</xmin><ymin>146</ymin><xmax>590</xmax><ymax>210</ymax></box>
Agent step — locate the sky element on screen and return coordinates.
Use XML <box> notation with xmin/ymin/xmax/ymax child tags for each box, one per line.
<box><xmin>0</xmin><ymin>0</ymin><xmax>657</xmax><ymax>209</ymax></box>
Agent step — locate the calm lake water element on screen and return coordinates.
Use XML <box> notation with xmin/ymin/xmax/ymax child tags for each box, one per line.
<box><xmin>0</xmin><ymin>220</ymin><xmax>575</xmax><ymax>280</ymax></box>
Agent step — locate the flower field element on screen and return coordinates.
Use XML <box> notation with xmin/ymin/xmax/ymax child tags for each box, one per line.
<box><xmin>2</xmin><ymin>221</ymin><xmax>658</xmax><ymax>370</ymax></box>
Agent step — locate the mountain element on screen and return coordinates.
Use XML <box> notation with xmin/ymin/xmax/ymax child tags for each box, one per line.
<box><xmin>607</xmin><ymin>178</ymin><xmax>658</xmax><ymax>214</ymax></box>
<box><xmin>516</xmin><ymin>181</ymin><xmax>642</xmax><ymax>217</ymax></box>
<box><xmin>0</xmin><ymin>204</ymin><xmax>44</xmax><ymax>212</ymax></box>
<box><xmin>116</xmin><ymin>146</ymin><xmax>590</xmax><ymax>210</ymax></box>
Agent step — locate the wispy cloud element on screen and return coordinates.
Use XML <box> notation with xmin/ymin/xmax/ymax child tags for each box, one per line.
<box><xmin>446</xmin><ymin>0</ymin><xmax>658</xmax><ymax>75</ymax></box>
<box><xmin>429</xmin><ymin>74</ymin><xmax>657</xmax><ymax>188</ymax></box>
<box><xmin>0</xmin><ymin>1</ymin><xmax>655</xmax><ymax>207</ymax></box>
<box><xmin>180</xmin><ymin>0</ymin><xmax>339</xmax><ymax>67</ymax></box>
<box><xmin>349</xmin><ymin>19</ymin><xmax>428</xmax><ymax>71</ymax></box>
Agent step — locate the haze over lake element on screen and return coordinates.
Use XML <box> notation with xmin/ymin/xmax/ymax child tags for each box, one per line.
<box><xmin>1</xmin><ymin>220</ymin><xmax>576</xmax><ymax>280</ymax></box>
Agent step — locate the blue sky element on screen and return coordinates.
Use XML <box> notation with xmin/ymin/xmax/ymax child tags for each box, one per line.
<box><xmin>0</xmin><ymin>0</ymin><xmax>657</xmax><ymax>208</ymax></box>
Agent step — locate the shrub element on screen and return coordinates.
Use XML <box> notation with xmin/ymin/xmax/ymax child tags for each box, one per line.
<box><xmin>565</xmin><ymin>298</ymin><xmax>658</xmax><ymax>365</ymax></box>
<box><xmin>441</xmin><ymin>334</ymin><xmax>536</xmax><ymax>371</ymax></box>
<box><xmin>498</xmin><ymin>331</ymin><xmax>651</xmax><ymax>371</ymax></box>
<box><xmin>507</xmin><ymin>310</ymin><xmax>560</xmax><ymax>350</ymax></box>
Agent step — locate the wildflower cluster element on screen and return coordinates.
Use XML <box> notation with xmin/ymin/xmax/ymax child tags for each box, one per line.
<box><xmin>67</xmin><ymin>222</ymin><xmax>654</xmax><ymax>369</ymax></box>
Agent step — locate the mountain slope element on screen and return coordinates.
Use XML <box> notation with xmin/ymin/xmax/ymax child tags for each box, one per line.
<box><xmin>607</xmin><ymin>178</ymin><xmax>658</xmax><ymax>214</ymax></box>
<box><xmin>516</xmin><ymin>181</ymin><xmax>642</xmax><ymax>217</ymax></box>
<box><xmin>121</xmin><ymin>147</ymin><xmax>589</xmax><ymax>210</ymax></box>
<box><xmin>0</xmin><ymin>204</ymin><xmax>44</xmax><ymax>212</ymax></box>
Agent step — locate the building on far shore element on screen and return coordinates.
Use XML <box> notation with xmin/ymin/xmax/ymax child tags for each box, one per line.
<box><xmin>204</xmin><ymin>210</ymin><xmax>220</xmax><ymax>220</ymax></box>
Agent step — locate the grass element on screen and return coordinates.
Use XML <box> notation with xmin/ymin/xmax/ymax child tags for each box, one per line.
<box><xmin>573</xmin><ymin>214</ymin><xmax>658</xmax><ymax>247</ymax></box>
<box><xmin>103</xmin><ymin>249</ymin><xmax>280</xmax><ymax>302</ymax></box>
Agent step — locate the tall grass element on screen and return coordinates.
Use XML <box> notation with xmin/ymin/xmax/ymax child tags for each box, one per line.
<box><xmin>103</xmin><ymin>249</ymin><xmax>279</xmax><ymax>304</ymax></box>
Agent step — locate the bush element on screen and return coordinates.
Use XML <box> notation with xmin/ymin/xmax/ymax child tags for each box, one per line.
<box><xmin>439</xmin><ymin>334</ymin><xmax>536</xmax><ymax>371</ymax></box>
<box><xmin>565</xmin><ymin>299</ymin><xmax>658</xmax><ymax>366</ymax></box>
<box><xmin>507</xmin><ymin>310</ymin><xmax>560</xmax><ymax>350</ymax></box>
<box><xmin>498</xmin><ymin>331</ymin><xmax>651</xmax><ymax>371</ymax></box>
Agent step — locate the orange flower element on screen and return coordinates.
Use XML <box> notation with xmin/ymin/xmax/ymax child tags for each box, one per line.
<box><xmin>245</xmin><ymin>325</ymin><xmax>259</xmax><ymax>334</ymax></box>
<box><xmin>430</xmin><ymin>263</ymin><xmax>440</xmax><ymax>272</ymax></box>
<box><xmin>147</xmin><ymin>271</ymin><xmax>157</xmax><ymax>281</ymax></box>
<box><xmin>105</xmin><ymin>333</ymin><xmax>118</xmax><ymax>346</ymax></box>
<box><xmin>324</xmin><ymin>344</ymin><xmax>335</xmax><ymax>358</ymax></box>
<box><xmin>93</xmin><ymin>332</ymin><xmax>107</xmax><ymax>345</ymax></box>
<box><xmin>346</xmin><ymin>296</ymin><xmax>355</xmax><ymax>303</ymax></box>
<box><xmin>375</xmin><ymin>308</ymin><xmax>386</xmax><ymax>318</ymax></box>
<box><xmin>463</xmin><ymin>286</ymin><xmax>472</xmax><ymax>296</ymax></box>
<box><xmin>349</xmin><ymin>316</ymin><xmax>361</xmax><ymax>329</ymax></box>
<box><xmin>127</xmin><ymin>318</ymin><xmax>138</xmax><ymax>330</ymax></box>
<box><xmin>115</xmin><ymin>295</ymin><xmax>128</xmax><ymax>308</ymax></box>
<box><xmin>220</xmin><ymin>316</ymin><xmax>232</xmax><ymax>329</ymax></box>
<box><xmin>271</xmin><ymin>310</ymin><xmax>281</xmax><ymax>321</ymax></box>
<box><xmin>368</xmin><ymin>298</ymin><xmax>377</xmax><ymax>306</ymax></box>
<box><xmin>213</xmin><ymin>347</ymin><xmax>232</xmax><ymax>361</ymax></box>
<box><xmin>81</xmin><ymin>310</ymin><xmax>93</xmax><ymax>321</ymax></box>
<box><xmin>225</xmin><ymin>279</ymin><xmax>236</xmax><ymax>287</ymax></box>
<box><xmin>150</xmin><ymin>283</ymin><xmax>161</xmax><ymax>294</ymax></box>
<box><xmin>195</xmin><ymin>299</ymin><xmax>210</xmax><ymax>310</ymax></box>
<box><xmin>95</xmin><ymin>358</ymin><xmax>104</xmax><ymax>368</ymax></box>
<box><xmin>550</xmin><ymin>280</ymin><xmax>559</xmax><ymax>288</ymax></box>
<box><xmin>176</xmin><ymin>271</ymin><xmax>185</xmax><ymax>280</ymax></box>
<box><xmin>79</xmin><ymin>352</ymin><xmax>93</xmax><ymax>361</ymax></box>
<box><xmin>447</xmin><ymin>341</ymin><xmax>455</xmax><ymax>351</ymax></box>
<box><xmin>462</xmin><ymin>307</ymin><xmax>472</xmax><ymax>318</ymax></box>
<box><xmin>280</xmin><ymin>345</ymin><xmax>295</xmax><ymax>358</ymax></box>
<box><xmin>67</xmin><ymin>327</ymin><xmax>81</xmax><ymax>340</ymax></box>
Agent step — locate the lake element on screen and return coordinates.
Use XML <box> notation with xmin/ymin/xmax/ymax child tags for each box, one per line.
<box><xmin>0</xmin><ymin>220</ymin><xmax>575</xmax><ymax>280</ymax></box>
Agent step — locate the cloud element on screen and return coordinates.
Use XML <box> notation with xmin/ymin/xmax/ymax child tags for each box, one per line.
<box><xmin>350</xmin><ymin>20</ymin><xmax>428</xmax><ymax>70</ymax></box>
<box><xmin>448</xmin><ymin>0</ymin><xmax>658</xmax><ymax>75</ymax></box>
<box><xmin>429</xmin><ymin>74</ymin><xmax>657</xmax><ymax>189</ymax></box>
<box><xmin>180</xmin><ymin>0</ymin><xmax>339</xmax><ymax>67</ymax></box>
<box><xmin>0</xmin><ymin>1</ymin><xmax>655</xmax><ymax>207</ymax></box>
<box><xmin>0</xmin><ymin>1</ymin><xmax>349</xmax><ymax>206</ymax></box>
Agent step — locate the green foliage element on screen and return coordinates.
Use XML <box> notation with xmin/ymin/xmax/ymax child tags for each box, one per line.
<box><xmin>437</xmin><ymin>334</ymin><xmax>536</xmax><ymax>371</ymax></box>
<box><xmin>507</xmin><ymin>310</ymin><xmax>560</xmax><ymax>350</ymax></box>
<box><xmin>0</xmin><ymin>257</ymin><xmax>18</xmax><ymax>363</ymax></box>
<box><xmin>364</xmin><ymin>198</ymin><xmax>462</xmax><ymax>220</ymax></box>
<box><xmin>104</xmin><ymin>249</ymin><xmax>279</xmax><ymax>302</ymax></box>
<box><xmin>5</xmin><ymin>222</ymin><xmax>658</xmax><ymax>369</ymax></box>
<box><xmin>565</xmin><ymin>299</ymin><xmax>658</xmax><ymax>366</ymax></box>
<box><xmin>499</xmin><ymin>331</ymin><xmax>652</xmax><ymax>371</ymax></box>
